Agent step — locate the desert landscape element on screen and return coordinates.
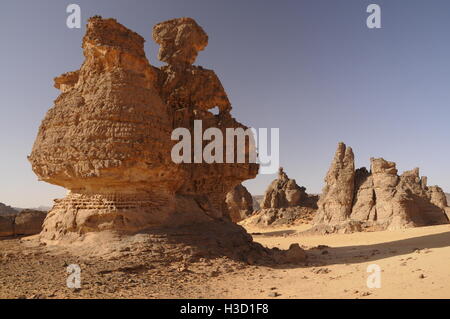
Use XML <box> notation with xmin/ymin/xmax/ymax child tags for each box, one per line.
<box><xmin>2</xmin><ymin>1</ymin><xmax>450</xmax><ymax>303</ymax></box>
<box><xmin>2</xmin><ymin>215</ymin><xmax>450</xmax><ymax>299</ymax></box>
<box><xmin>2</xmin><ymin>131</ymin><xmax>450</xmax><ymax>298</ymax></box>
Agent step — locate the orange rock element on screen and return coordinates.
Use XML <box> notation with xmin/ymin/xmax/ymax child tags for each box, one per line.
<box><xmin>29</xmin><ymin>16</ymin><xmax>258</xmax><ymax>241</ymax></box>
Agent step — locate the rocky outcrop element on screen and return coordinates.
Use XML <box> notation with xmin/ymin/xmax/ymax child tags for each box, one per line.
<box><xmin>261</xmin><ymin>168</ymin><xmax>318</xmax><ymax>210</ymax></box>
<box><xmin>0</xmin><ymin>215</ymin><xmax>14</xmax><ymax>237</ymax></box>
<box><xmin>311</xmin><ymin>142</ymin><xmax>449</xmax><ymax>233</ymax></box>
<box><xmin>14</xmin><ymin>210</ymin><xmax>47</xmax><ymax>236</ymax></box>
<box><xmin>315</xmin><ymin>143</ymin><xmax>355</xmax><ymax>224</ymax></box>
<box><xmin>153</xmin><ymin>17</ymin><xmax>258</xmax><ymax>215</ymax></box>
<box><xmin>0</xmin><ymin>209</ymin><xmax>47</xmax><ymax>237</ymax></box>
<box><xmin>242</xmin><ymin>168</ymin><xmax>318</xmax><ymax>227</ymax></box>
<box><xmin>225</xmin><ymin>184</ymin><xmax>253</xmax><ymax>223</ymax></box>
<box><xmin>29</xmin><ymin>16</ymin><xmax>258</xmax><ymax>241</ymax></box>
<box><xmin>0</xmin><ymin>203</ymin><xmax>18</xmax><ymax>216</ymax></box>
<box><xmin>27</xmin><ymin>16</ymin><xmax>305</xmax><ymax>263</ymax></box>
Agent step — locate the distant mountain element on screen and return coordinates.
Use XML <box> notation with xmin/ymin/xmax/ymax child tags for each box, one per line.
<box><xmin>31</xmin><ymin>206</ymin><xmax>51</xmax><ymax>212</ymax></box>
<box><xmin>12</xmin><ymin>206</ymin><xmax>51</xmax><ymax>212</ymax></box>
<box><xmin>0</xmin><ymin>202</ymin><xmax>19</xmax><ymax>216</ymax></box>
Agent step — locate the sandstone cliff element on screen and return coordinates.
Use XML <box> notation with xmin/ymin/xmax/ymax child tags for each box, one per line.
<box><xmin>312</xmin><ymin>142</ymin><xmax>449</xmax><ymax>233</ymax></box>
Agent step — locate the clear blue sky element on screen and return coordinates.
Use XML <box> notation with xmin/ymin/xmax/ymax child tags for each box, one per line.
<box><xmin>1</xmin><ymin>0</ymin><xmax>450</xmax><ymax>207</ymax></box>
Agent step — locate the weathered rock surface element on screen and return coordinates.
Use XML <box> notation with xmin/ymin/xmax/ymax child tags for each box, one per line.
<box><xmin>27</xmin><ymin>16</ymin><xmax>304</xmax><ymax>263</ymax></box>
<box><xmin>242</xmin><ymin>168</ymin><xmax>318</xmax><ymax>227</ymax></box>
<box><xmin>315</xmin><ymin>143</ymin><xmax>355</xmax><ymax>224</ymax></box>
<box><xmin>312</xmin><ymin>142</ymin><xmax>449</xmax><ymax>233</ymax></box>
<box><xmin>29</xmin><ymin>16</ymin><xmax>257</xmax><ymax>241</ymax></box>
<box><xmin>153</xmin><ymin>17</ymin><xmax>258</xmax><ymax>215</ymax></box>
<box><xmin>225</xmin><ymin>184</ymin><xmax>254</xmax><ymax>223</ymax></box>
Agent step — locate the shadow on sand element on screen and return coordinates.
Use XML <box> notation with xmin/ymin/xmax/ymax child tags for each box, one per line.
<box><xmin>304</xmin><ymin>230</ymin><xmax>450</xmax><ymax>267</ymax></box>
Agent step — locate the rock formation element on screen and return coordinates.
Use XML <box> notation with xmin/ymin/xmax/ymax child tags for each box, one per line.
<box><xmin>261</xmin><ymin>168</ymin><xmax>317</xmax><ymax>209</ymax></box>
<box><xmin>152</xmin><ymin>17</ymin><xmax>258</xmax><ymax>216</ymax></box>
<box><xmin>312</xmin><ymin>142</ymin><xmax>449</xmax><ymax>233</ymax></box>
<box><xmin>14</xmin><ymin>210</ymin><xmax>47</xmax><ymax>236</ymax></box>
<box><xmin>315</xmin><ymin>143</ymin><xmax>355</xmax><ymax>223</ymax></box>
<box><xmin>242</xmin><ymin>168</ymin><xmax>318</xmax><ymax>227</ymax></box>
<box><xmin>29</xmin><ymin>16</ymin><xmax>256</xmax><ymax>239</ymax></box>
<box><xmin>0</xmin><ymin>209</ymin><xmax>46</xmax><ymax>237</ymax></box>
<box><xmin>225</xmin><ymin>184</ymin><xmax>254</xmax><ymax>223</ymax></box>
<box><xmin>0</xmin><ymin>203</ymin><xmax>18</xmax><ymax>216</ymax></box>
<box><xmin>0</xmin><ymin>215</ymin><xmax>14</xmax><ymax>237</ymax></box>
<box><xmin>28</xmin><ymin>16</ymin><xmax>305</xmax><ymax>264</ymax></box>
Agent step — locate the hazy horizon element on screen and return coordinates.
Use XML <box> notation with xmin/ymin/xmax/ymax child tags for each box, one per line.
<box><xmin>2</xmin><ymin>0</ymin><xmax>450</xmax><ymax>207</ymax></box>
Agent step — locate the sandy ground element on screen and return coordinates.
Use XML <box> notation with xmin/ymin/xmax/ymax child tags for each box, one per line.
<box><xmin>1</xmin><ymin>223</ymin><xmax>449</xmax><ymax>299</ymax></box>
<box><xmin>218</xmin><ymin>223</ymin><xmax>450</xmax><ymax>298</ymax></box>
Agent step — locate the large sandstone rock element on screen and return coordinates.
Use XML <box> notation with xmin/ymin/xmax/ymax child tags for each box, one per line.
<box><xmin>427</xmin><ymin>186</ymin><xmax>448</xmax><ymax>209</ymax></box>
<box><xmin>314</xmin><ymin>143</ymin><xmax>355</xmax><ymax>224</ymax></box>
<box><xmin>225</xmin><ymin>184</ymin><xmax>254</xmax><ymax>223</ymax></box>
<box><xmin>26</xmin><ymin>16</ymin><xmax>306</xmax><ymax>264</ymax></box>
<box><xmin>152</xmin><ymin>18</ymin><xmax>258</xmax><ymax>215</ymax></box>
<box><xmin>261</xmin><ymin>168</ymin><xmax>307</xmax><ymax>209</ymax></box>
<box><xmin>242</xmin><ymin>168</ymin><xmax>318</xmax><ymax>227</ymax></box>
<box><xmin>28</xmin><ymin>16</ymin><xmax>258</xmax><ymax>241</ymax></box>
<box><xmin>311</xmin><ymin>142</ymin><xmax>449</xmax><ymax>233</ymax></box>
<box><xmin>261</xmin><ymin>168</ymin><xmax>317</xmax><ymax>209</ymax></box>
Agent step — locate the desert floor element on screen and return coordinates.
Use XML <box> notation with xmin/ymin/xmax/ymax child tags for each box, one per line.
<box><xmin>1</xmin><ymin>223</ymin><xmax>449</xmax><ymax>299</ymax></box>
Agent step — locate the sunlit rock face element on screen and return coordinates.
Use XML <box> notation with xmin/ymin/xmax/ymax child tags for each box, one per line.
<box><xmin>241</xmin><ymin>168</ymin><xmax>318</xmax><ymax>227</ymax></box>
<box><xmin>225</xmin><ymin>184</ymin><xmax>254</xmax><ymax>223</ymax></box>
<box><xmin>312</xmin><ymin>142</ymin><xmax>449</xmax><ymax>234</ymax></box>
<box><xmin>29</xmin><ymin>16</ymin><xmax>258</xmax><ymax>241</ymax></box>
<box><xmin>152</xmin><ymin>17</ymin><xmax>258</xmax><ymax>217</ymax></box>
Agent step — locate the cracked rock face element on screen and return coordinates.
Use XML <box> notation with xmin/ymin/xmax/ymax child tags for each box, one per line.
<box><xmin>29</xmin><ymin>16</ymin><xmax>258</xmax><ymax>241</ymax></box>
<box><xmin>312</xmin><ymin>142</ymin><xmax>449</xmax><ymax>233</ymax></box>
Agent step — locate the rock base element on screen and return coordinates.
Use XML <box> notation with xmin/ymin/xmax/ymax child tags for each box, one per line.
<box><xmin>40</xmin><ymin>219</ymin><xmax>307</xmax><ymax>265</ymax></box>
<box><xmin>241</xmin><ymin>207</ymin><xmax>316</xmax><ymax>227</ymax></box>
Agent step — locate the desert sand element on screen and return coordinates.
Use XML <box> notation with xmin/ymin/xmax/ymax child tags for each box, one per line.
<box><xmin>1</xmin><ymin>222</ymin><xmax>449</xmax><ymax>299</ymax></box>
